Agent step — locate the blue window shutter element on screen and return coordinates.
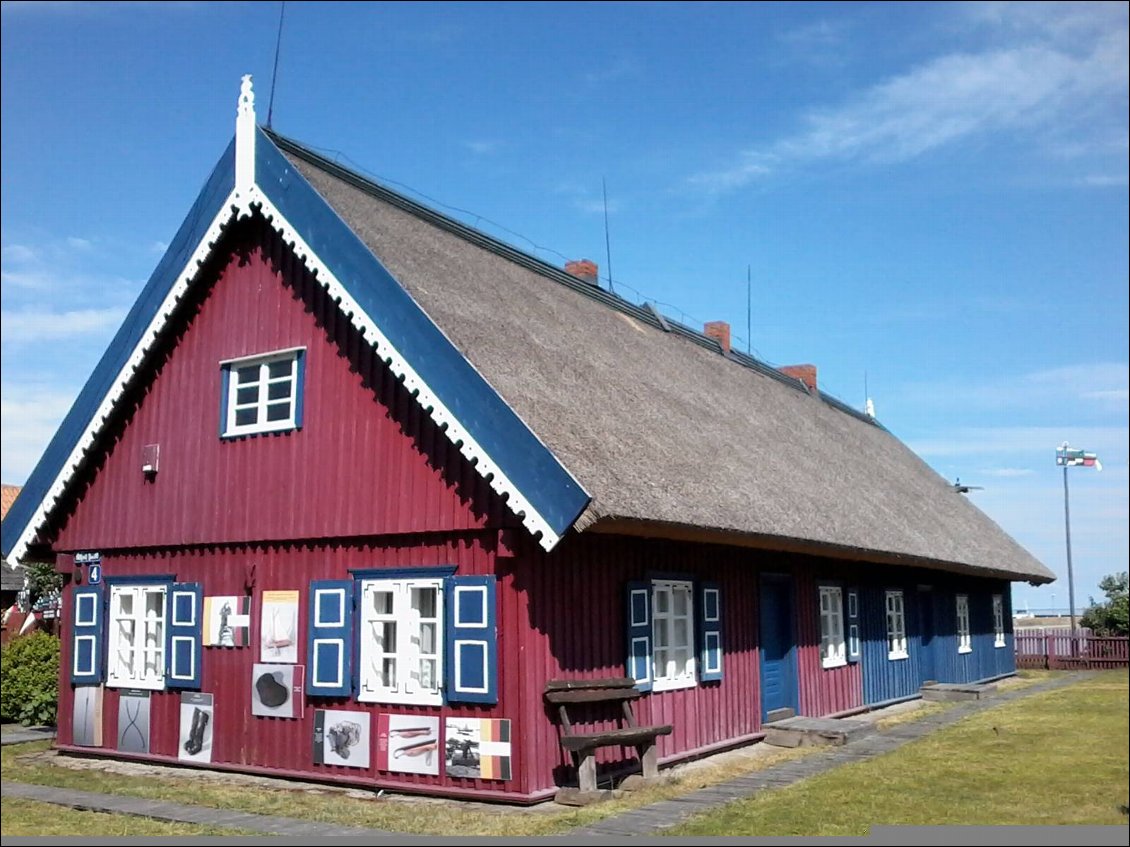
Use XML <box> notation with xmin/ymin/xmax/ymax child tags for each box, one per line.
<box><xmin>625</xmin><ymin>580</ymin><xmax>652</xmax><ymax>692</ymax></box>
<box><xmin>698</xmin><ymin>581</ymin><xmax>723</xmax><ymax>682</ymax></box>
<box><xmin>294</xmin><ymin>349</ymin><xmax>306</xmax><ymax>430</ymax></box>
<box><xmin>307</xmin><ymin>580</ymin><xmax>353</xmax><ymax>697</ymax></box>
<box><xmin>218</xmin><ymin>363</ymin><xmax>231</xmax><ymax>438</ymax></box>
<box><xmin>71</xmin><ymin>585</ymin><xmax>104</xmax><ymax>685</ymax></box>
<box><xmin>166</xmin><ymin>582</ymin><xmax>202</xmax><ymax>689</ymax></box>
<box><xmin>444</xmin><ymin>575</ymin><xmax>497</xmax><ymax>704</ymax></box>
<box><xmin>847</xmin><ymin>588</ymin><xmax>861</xmax><ymax>663</ymax></box>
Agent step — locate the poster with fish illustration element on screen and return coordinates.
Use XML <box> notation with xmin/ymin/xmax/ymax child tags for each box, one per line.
<box><xmin>376</xmin><ymin>714</ymin><xmax>440</xmax><ymax>775</ymax></box>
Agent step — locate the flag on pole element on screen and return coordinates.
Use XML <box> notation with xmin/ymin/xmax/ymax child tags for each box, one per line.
<box><xmin>1056</xmin><ymin>444</ymin><xmax>1102</xmax><ymax>471</ymax></box>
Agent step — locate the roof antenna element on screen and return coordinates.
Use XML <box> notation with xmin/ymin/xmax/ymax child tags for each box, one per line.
<box><xmin>746</xmin><ymin>265</ymin><xmax>752</xmax><ymax>355</ymax></box>
<box><xmin>864</xmin><ymin>371</ymin><xmax>876</xmax><ymax>418</ymax></box>
<box><xmin>266</xmin><ymin>1</ymin><xmax>287</xmax><ymax>128</ymax></box>
<box><xmin>602</xmin><ymin>177</ymin><xmax>615</xmax><ymax>295</ymax></box>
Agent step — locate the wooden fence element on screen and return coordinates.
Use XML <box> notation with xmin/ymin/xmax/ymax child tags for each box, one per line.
<box><xmin>1014</xmin><ymin>632</ymin><xmax>1129</xmax><ymax>670</ymax></box>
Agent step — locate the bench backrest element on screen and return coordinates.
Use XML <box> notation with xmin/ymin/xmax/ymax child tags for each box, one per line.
<box><xmin>544</xmin><ymin>678</ymin><xmax>640</xmax><ymax>705</ymax></box>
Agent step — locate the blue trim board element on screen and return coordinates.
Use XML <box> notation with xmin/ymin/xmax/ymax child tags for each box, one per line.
<box><xmin>348</xmin><ymin>566</ymin><xmax>457</xmax><ymax>579</ymax></box>
<box><xmin>255</xmin><ymin>129</ymin><xmax>590</xmax><ymax>541</ymax></box>
<box><xmin>2</xmin><ymin>140</ymin><xmax>237</xmax><ymax>559</ymax></box>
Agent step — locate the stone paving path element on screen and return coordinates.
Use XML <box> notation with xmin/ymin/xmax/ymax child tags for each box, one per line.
<box><xmin>0</xmin><ymin>726</ymin><xmax>55</xmax><ymax>746</ymax></box>
<box><xmin>0</xmin><ymin>674</ymin><xmax>1083</xmax><ymax>837</ymax></box>
<box><xmin>0</xmin><ymin>779</ymin><xmax>395</xmax><ymax>837</ymax></box>
<box><xmin>568</xmin><ymin>673</ymin><xmax>1082</xmax><ymax>837</ymax></box>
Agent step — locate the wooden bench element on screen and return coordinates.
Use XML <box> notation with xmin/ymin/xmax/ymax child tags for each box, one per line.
<box><xmin>544</xmin><ymin>677</ymin><xmax>673</xmax><ymax>803</ymax></box>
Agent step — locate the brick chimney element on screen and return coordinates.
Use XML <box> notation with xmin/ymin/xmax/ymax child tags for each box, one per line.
<box><xmin>564</xmin><ymin>259</ymin><xmax>599</xmax><ymax>286</ymax></box>
<box><xmin>704</xmin><ymin>321</ymin><xmax>731</xmax><ymax>355</ymax></box>
<box><xmin>779</xmin><ymin>364</ymin><xmax>817</xmax><ymax>393</ymax></box>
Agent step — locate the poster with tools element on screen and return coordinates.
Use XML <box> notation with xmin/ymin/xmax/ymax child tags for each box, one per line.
<box><xmin>313</xmin><ymin>709</ymin><xmax>370</xmax><ymax>769</ymax></box>
<box><xmin>259</xmin><ymin>590</ymin><xmax>299</xmax><ymax>663</ymax></box>
<box><xmin>251</xmin><ymin>664</ymin><xmax>305</xmax><ymax>719</ymax></box>
<box><xmin>179</xmin><ymin>692</ymin><xmax>214</xmax><ymax>763</ymax></box>
<box><xmin>376</xmin><ymin>714</ymin><xmax>440</xmax><ymax>775</ymax></box>
<box><xmin>203</xmin><ymin>596</ymin><xmax>251</xmax><ymax>647</ymax></box>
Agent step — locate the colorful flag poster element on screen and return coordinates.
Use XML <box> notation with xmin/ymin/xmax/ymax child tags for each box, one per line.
<box><xmin>444</xmin><ymin>717</ymin><xmax>511</xmax><ymax>781</ymax></box>
<box><xmin>376</xmin><ymin>714</ymin><xmax>440</xmax><ymax>775</ymax></box>
<box><xmin>260</xmin><ymin>590</ymin><xmax>300</xmax><ymax>663</ymax></box>
<box><xmin>203</xmin><ymin>596</ymin><xmax>251</xmax><ymax>647</ymax></box>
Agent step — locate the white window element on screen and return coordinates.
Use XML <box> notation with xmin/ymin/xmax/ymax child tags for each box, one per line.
<box><xmin>107</xmin><ymin>584</ymin><xmax>167</xmax><ymax>690</ymax></box>
<box><xmin>992</xmin><ymin>595</ymin><xmax>1006</xmax><ymax>648</ymax></box>
<box><xmin>358</xmin><ymin>577</ymin><xmax>444</xmax><ymax>705</ymax></box>
<box><xmin>956</xmin><ymin>594</ymin><xmax>972</xmax><ymax>653</ymax></box>
<box><xmin>651</xmin><ymin>580</ymin><xmax>695</xmax><ymax>691</ymax></box>
<box><xmin>818</xmin><ymin>586</ymin><xmax>846</xmax><ymax>668</ymax></box>
<box><xmin>885</xmin><ymin>591</ymin><xmax>908</xmax><ymax>659</ymax></box>
<box><xmin>222</xmin><ymin>348</ymin><xmax>303</xmax><ymax>437</ymax></box>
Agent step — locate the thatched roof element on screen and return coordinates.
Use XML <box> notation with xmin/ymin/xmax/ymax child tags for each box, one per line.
<box><xmin>281</xmin><ymin>139</ymin><xmax>1053</xmax><ymax>583</ymax></box>
<box><xmin>279</xmin><ymin>134</ymin><xmax>1051</xmax><ymax>583</ymax></box>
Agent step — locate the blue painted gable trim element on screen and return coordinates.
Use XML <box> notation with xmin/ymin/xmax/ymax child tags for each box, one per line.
<box><xmin>2</xmin><ymin>141</ymin><xmax>237</xmax><ymax>560</ymax></box>
<box><xmin>254</xmin><ymin>129</ymin><xmax>589</xmax><ymax>541</ymax></box>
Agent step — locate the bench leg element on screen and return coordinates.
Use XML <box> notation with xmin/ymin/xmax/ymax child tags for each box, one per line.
<box><xmin>577</xmin><ymin>752</ymin><xmax>598</xmax><ymax>793</ymax></box>
<box><xmin>639</xmin><ymin>741</ymin><xmax>658</xmax><ymax>780</ymax></box>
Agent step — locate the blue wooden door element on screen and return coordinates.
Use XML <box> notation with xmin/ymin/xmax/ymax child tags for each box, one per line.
<box><xmin>759</xmin><ymin>575</ymin><xmax>798</xmax><ymax>720</ymax></box>
<box><xmin>918</xmin><ymin>589</ymin><xmax>937</xmax><ymax>684</ymax></box>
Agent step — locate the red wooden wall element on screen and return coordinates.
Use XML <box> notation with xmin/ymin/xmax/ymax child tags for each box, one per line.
<box><xmin>53</xmin><ymin>218</ymin><xmax>509</xmax><ymax>553</ymax></box>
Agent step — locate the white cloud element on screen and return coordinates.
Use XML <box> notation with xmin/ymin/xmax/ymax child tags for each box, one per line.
<box><xmin>1</xmin><ymin>244</ymin><xmax>37</xmax><ymax>263</ymax></box>
<box><xmin>66</xmin><ymin>236</ymin><xmax>93</xmax><ymax>250</ymax></box>
<box><xmin>583</xmin><ymin>56</ymin><xmax>643</xmax><ymax>85</ymax></box>
<box><xmin>910</xmin><ymin>425</ymin><xmax>1128</xmax><ymax>458</ymax></box>
<box><xmin>980</xmin><ymin>467</ymin><xmax>1036</xmax><ymax>478</ymax></box>
<box><xmin>0</xmin><ymin>384</ymin><xmax>79</xmax><ymax>484</ymax></box>
<box><xmin>463</xmin><ymin>140</ymin><xmax>501</xmax><ymax>156</ymax></box>
<box><xmin>691</xmin><ymin>6</ymin><xmax>1128</xmax><ymax>190</ymax></box>
<box><xmin>897</xmin><ymin>363</ymin><xmax>1130</xmax><ymax>415</ymax></box>
<box><xmin>1</xmin><ymin>306</ymin><xmax>127</xmax><ymax>343</ymax></box>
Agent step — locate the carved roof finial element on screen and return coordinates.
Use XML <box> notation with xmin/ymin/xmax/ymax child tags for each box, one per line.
<box><xmin>239</xmin><ymin>74</ymin><xmax>255</xmax><ymax>119</ymax></box>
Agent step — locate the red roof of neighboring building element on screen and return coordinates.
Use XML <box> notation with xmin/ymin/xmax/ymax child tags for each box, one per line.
<box><xmin>1</xmin><ymin>485</ymin><xmax>21</xmax><ymax>522</ymax></box>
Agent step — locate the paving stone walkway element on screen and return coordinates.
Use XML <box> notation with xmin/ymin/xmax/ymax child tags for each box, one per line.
<box><xmin>0</xmin><ymin>726</ymin><xmax>55</xmax><ymax>746</ymax></box>
<box><xmin>0</xmin><ymin>779</ymin><xmax>396</xmax><ymax>837</ymax></box>
<box><xmin>568</xmin><ymin>673</ymin><xmax>1083</xmax><ymax>837</ymax></box>
<box><xmin>0</xmin><ymin>674</ymin><xmax>1083</xmax><ymax>837</ymax></box>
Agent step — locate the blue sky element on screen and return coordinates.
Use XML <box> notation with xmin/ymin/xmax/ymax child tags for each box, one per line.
<box><xmin>2</xmin><ymin>1</ymin><xmax>1126</xmax><ymax>613</ymax></box>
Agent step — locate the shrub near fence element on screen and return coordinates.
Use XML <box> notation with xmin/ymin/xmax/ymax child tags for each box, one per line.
<box><xmin>1015</xmin><ymin>632</ymin><xmax>1129</xmax><ymax>670</ymax></box>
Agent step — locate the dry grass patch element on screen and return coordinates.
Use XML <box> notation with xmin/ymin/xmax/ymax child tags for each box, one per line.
<box><xmin>0</xmin><ymin>797</ymin><xmax>253</xmax><ymax>837</ymax></box>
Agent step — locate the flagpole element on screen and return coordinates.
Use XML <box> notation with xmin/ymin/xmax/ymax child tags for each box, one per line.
<box><xmin>1062</xmin><ymin>461</ymin><xmax>1076</xmax><ymax>634</ymax></box>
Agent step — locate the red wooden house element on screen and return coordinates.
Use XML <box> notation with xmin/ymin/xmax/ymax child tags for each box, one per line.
<box><xmin>1</xmin><ymin>79</ymin><xmax>1053</xmax><ymax>803</ymax></box>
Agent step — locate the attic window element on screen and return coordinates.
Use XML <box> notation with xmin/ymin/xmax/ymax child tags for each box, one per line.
<box><xmin>220</xmin><ymin>348</ymin><xmax>306</xmax><ymax>438</ymax></box>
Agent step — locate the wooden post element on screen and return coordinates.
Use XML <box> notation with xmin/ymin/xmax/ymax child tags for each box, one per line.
<box><xmin>639</xmin><ymin>741</ymin><xmax>658</xmax><ymax>780</ymax></box>
<box><xmin>577</xmin><ymin>752</ymin><xmax>597</xmax><ymax>793</ymax></box>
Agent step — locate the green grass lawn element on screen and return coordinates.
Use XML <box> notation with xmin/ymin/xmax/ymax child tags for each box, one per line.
<box><xmin>669</xmin><ymin>670</ymin><xmax>1129</xmax><ymax>835</ymax></box>
<box><xmin>0</xmin><ymin>798</ymin><xmax>253</xmax><ymax>837</ymax></box>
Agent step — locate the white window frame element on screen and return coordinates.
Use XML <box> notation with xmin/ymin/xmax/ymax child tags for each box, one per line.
<box><xmin>819</xmin><ymin>586</ymin><xmax>846</xmax><ymax>669</ymax></box>
<box><xmin>956</xmin><ymin>594</ymin><xmax>972</xmax><ymax>654</ymax></box>
<box><xmin>357</xmin><ymin>577</ymin><xmax>444</xmax><ymax>706</ymax></box>
<box><xmin>222</xmin><ymin>348</ymin><xmax>303</xmax><ymax>437</ymax></box>
<box><xmin>885</xmin><ymin>590</ymin><xmax>909</xmax><ymax>660</ymax></box>
<box><xmin>651</xmin><ymin>579</ymin><xmax>696</xmax><ymax>692</ymax></box>
<box><xmin>992</xmin><ymin>594</ymin><xmax>1006</xmax><ymax>648</ymax></box>
<box><xmin>106</xmin><ymin>583</ymin><xmax>168</xmax><ymax>690</ymax></box>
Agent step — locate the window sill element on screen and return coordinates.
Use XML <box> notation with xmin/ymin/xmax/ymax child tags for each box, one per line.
<box><xmin>221</xmin><ymin>422</ymin><xmax>299</xmax><ymax>439</ymax></box>
<box><xmin>821</xmin><ymin>657</ymin><xmax>847</xmax><ymax>670</ymax></box>
<box><xmin>652</xmin><ymin>677</ymin><xmax>697</xmax><ymax>693</ymax></box>
<box><xmin>888</xmin><ymin>651</ymin><xmax>909</xmax><ymax>661</ymax></box>
<box><xmin>958</xmin><ymin>646</ymin><xmax>973</xmax><ymax>654</ymax></box>
<box><xmin>357</xmin><ymin>690</ymin><xmax>443</xmax><ymax>707</ymax></box>
<box><xmin>107</xmin><ymin>678</ymin><xmax>165</xmax><ymax>691</ymax></box>
<box><xmin>994</xmin><ymin>642</ymin><xmax>1007</xmax><ymax>649</ymax></box>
